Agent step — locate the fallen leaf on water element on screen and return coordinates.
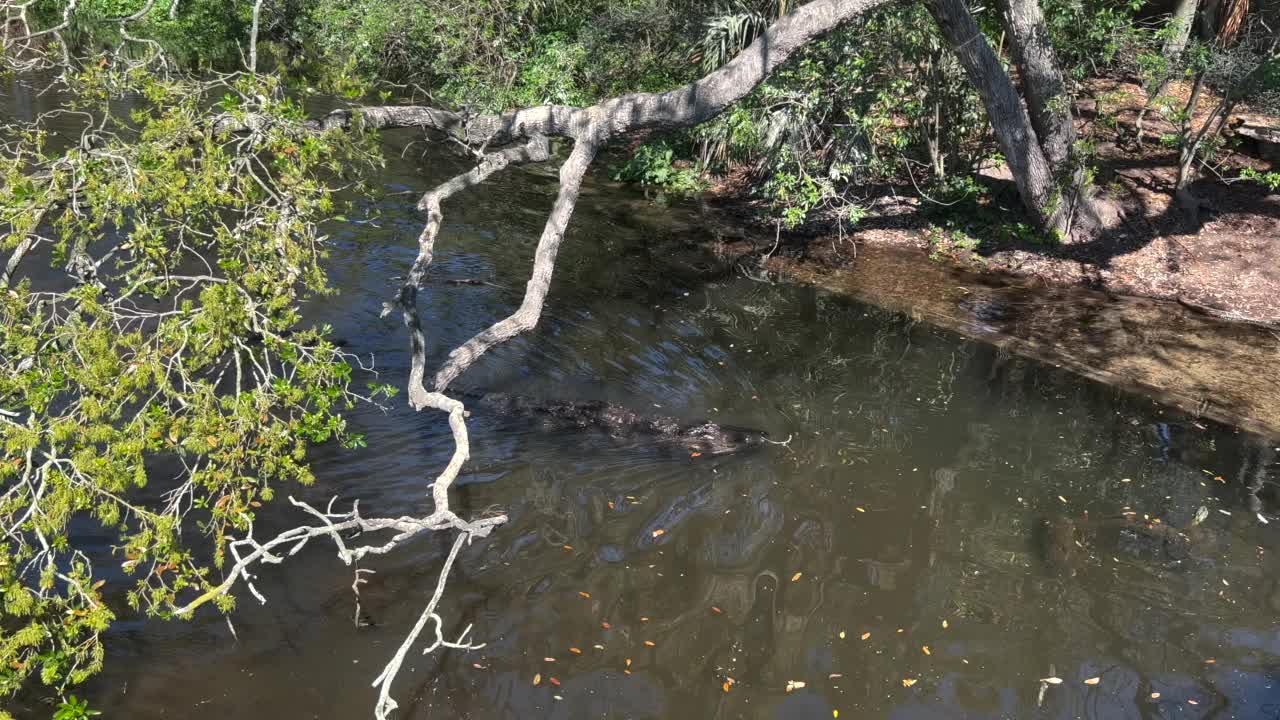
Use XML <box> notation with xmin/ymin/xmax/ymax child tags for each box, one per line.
<box><xmin>942</xmin><ymin>620</ymin><xmax>949</xmax><ymax>629</ymax></box>
<box><xmin>640</xmin><ymin>616</ymin><xmax>650</xmax><ymax>622</ymax></box>
<box><xmin>652</xmin><ymin>529</ymin><xmax>666</xmax><ymax>538</ymax></box>
<box><xmin>1058</xmin><ymin>495</ymin><xmax>1068</xmax><ymax>503</ymax></box>
<box><xmin>1204</xmin><ymin>658</ymin><xmax>1216</xmax><ymax>664</ymax></box>
<box><xmin>644</xmin><ymin>640</ymin><xmax>656</xmax><ymax>647</ymax></box>
<box><xmin>791</xmin><ymin>572</ymin><xmax>803</xmax><ymax>582</ymax></box>
<box><xmin>624</xmin><ymin>669</ymin><xmax>632</xmax><ymax>675</ymax></box>
<box><xmin>861</xmin><ymin>632</ymin><xmax>871</xmax><ymax>640</ymax></box>
<box><xmin>711</xmin><ymin>606</ymin><xmax>723</xmax><ymax>614</ymax></box>
<box><xmin>690</xmin><ymin>451</ymin><xmax>703</xmax><ymax>457</ymax></box>
<box><xmin>829</xmin><ymin>673</ymin><xmax>843</xmax><ymax>679</ymax></box>
<box><xmin>1150</xmin><ymin>692</ymin><xmax>1161</xmax><ymax>699</ymax></box>
<box><xmin>902</xmin><ymin>678</ymin><xmax>918</xmax><ymax>687</ymax></box>
<box><xmin>593</xmin><ymin>644</ymin><xmax>605</xmax><ymax>650</ymax></box>
<box><xmin>855</xmin><ymin>507</ymin><xmax>867</xmax><ymax>513</ymax></box>
<box><xmin>608</xmin><ymin>501</ymin><xmax>616</xmax><ymax>510</ymax></box>
<box><xmin>601</xmin><ymin>622</ymin><xmax>611</xmax><ymax>629</ymax></box>
<box><xmin>579</xmin><ymin>591</ymin><xmax>591</xmax><ymax>599</ymax></box>
<box><xmin>1084</xmin><ymin>677</ymin><xmax>1100</xmax><ymax>685</ymax></box>
<box><xmin>533</xmin><ymin>673</ymin><xmax>542</xmax><ymax>686</ymax></box>
<box><xmin>834</xmin><ymin>711</ymin><xmax>839</xmax><ymax>718</ymax></box>
<box><xmin>553</xmin><ymin>695</ymin><xmax>563</xmax><ymax>700</ymax></box>
<box><xmin>569</xmin><ymin>647</ymin><xmax>582</xmax><ymax>655</ymax></box>
<box><xmin>785</xmin><ymin>680</ymin><xmax>807</xmax><ymax>692</ymax></box>
<box><xmin>549</xmin><ymin>677</ymin><xmax>561</xmax><ymax>687</ymax></box>
<box><xmin>723</xmin><ymin>681</ymin><xmax>731</xmax><ymax>693</ymax></box>
<box><xmin>544</xmin><ymin>657</ymin><xmax>556</xmax><ymax>662</ymax></box>
<box><xmin>838</xmin><ymin>630</ymin><xmax>846</xmax><ymax>639</ymax></box>
<box><xmin>1041</xmin><ymin>677</ymin><xmax>1063</xmax><ymax>685</ymax></box>
<box><xmin>473</xmin><ymin>663</ymin><xmax>486</xmax><ymax>670</ymax></box>
<box><xmin>563</xmin><ymin>545</ymin><xmax>574</xmax><ymax>551</ymax></box>
<box><xmin>1188</xmin><ymin>699</ymin><xmax>1199</xmax><ymax>705</ymax></box>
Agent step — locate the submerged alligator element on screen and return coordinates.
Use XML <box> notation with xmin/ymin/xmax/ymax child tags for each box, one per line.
<box><xmin>460</xmin><ymin>390</ymin><xmax>768</xmax><ymax>456</ymax></box>
<box><xmin>1037</xmin><ymin>509</ymin><xmax>1216</xmax><ymax>576</ymax></box>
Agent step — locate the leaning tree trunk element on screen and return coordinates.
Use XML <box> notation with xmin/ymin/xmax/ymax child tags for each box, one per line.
<box><xmin>1137</xmin><ymin>0</ymin><xmax>1201</xmax><ymax>140</ymax></box>
<box><xmin>995</xmin><ymin>0</ymin><xmax>1073</xmax><ymax>170</ymax></box>
<box><xmin>996</xmin><ymin>0</ymin><xmax>1104</xmax><ymax>236</ymax></box>
<box><xmin>926</xmin><ymin>0</ymin><xmax>1067</xmax><ymax>235</ymax></box>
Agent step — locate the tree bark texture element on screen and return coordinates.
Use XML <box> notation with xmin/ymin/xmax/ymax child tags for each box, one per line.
<box><xmin>926</xmin><ymin>0</ymin><xmax>1066</xmax><ymax>233</ymax></box>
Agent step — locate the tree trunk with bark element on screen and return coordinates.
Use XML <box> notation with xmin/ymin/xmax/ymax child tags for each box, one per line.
<box><xmin>928</xmin><ymin>0</ymin><xmax>1105</xmax><ymax>239</ymax></box>
<box><xmin>1137</xmin><ymin>0</ymin><xmax>1201</xmax><ymax>140</ymax></box>
<box><xmin>926</xmin><ymin>0</ymin><xmax>1067</xmax><ymax>234</ymax></box>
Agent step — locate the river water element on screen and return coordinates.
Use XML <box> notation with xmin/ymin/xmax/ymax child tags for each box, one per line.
<box><xmin>6</xmin><ymin>88</ymin><xmax>1280</xmax><ymax>718</ymax></box>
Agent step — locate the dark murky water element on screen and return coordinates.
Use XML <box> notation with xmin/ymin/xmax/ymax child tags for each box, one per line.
<box><xmin>6</xmin><ymin>83</ymin><xmax>1280</xmax><ymax>719</ymax></box>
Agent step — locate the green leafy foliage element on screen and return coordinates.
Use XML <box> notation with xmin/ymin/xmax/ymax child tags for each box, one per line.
<box><xmin>294</xmin><ymin>0</ymin><xmax>698</xmax><ymax>110</ymax></box>
<box><xmin>30</xmin><ymin>0</ymin><xmax>249</xmax><ymax>69</ymax></box>
<box><xmin>53</xmin><ymin>694</ymin><xmax>101</xmax><ymax>720</ymax></box>
<box><xmin>610</xmin><ymin>141</ymin><xmax>706</xmax><ymax>195</ymax></box>
<box><xmin>0</xmin><ymin>66</ymin><xmax>381</xmax><ymax>697</ymax></box>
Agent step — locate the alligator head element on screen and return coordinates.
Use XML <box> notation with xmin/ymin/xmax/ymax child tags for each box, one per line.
<box><xmin>678</xmin><ymin>422</ymin><xmax>769</xmax><ymax>456</ymax></box>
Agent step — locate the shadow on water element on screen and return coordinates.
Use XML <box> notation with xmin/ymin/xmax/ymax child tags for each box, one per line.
<box><xmin>5</xmin><ymin>94</ymin><xmax>1280</xmax><ymax>718</ymax></box>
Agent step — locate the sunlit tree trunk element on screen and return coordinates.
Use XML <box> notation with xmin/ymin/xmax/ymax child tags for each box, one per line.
<box><xmin>926</xmin><ymin>0</ymin><xmax>1067</xmax><ymax>234</ymax></box>
<box><xmin>929</xmin><ymin>0</ymin><xmax>1103</xmax><ymax>238</ymax></box>
<box><xmin>1137</xmin><ymin>0</ymin><xmax>1201</xmax><ymax>140</ymax></box>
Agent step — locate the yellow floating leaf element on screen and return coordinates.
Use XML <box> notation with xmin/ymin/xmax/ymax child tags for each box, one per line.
<box><xmin>791</xmin><ymin>572</ymin><xmax>803</xmax><ymax>582</ymax></box>
<box><xmin>723</xmin><ymin>681</ymin><xmax>731</xmax><ymax>693</ymax></box>
<box><xmin>855</xmin><ymin>507</ymin><xmax>867</xmax><ymax>513</ymax></box>
<box><xmin>625</xmin><ymin>658</ymin><xmax>632</xmax><ymax>667</ymax></box>
<box><xmin>644</xmin><ymin>640</ymin><xmax>656</xmax><ymax>647</ymax></box>
<box><xmin>569</xmin><ymin>647</ymin><xmax>582</xmax><ymax>655</ymax></box>
<box><xmin>861</xmin><ymin>632</ymin><xmax>871</xmax><ymax>640</ymax></box>
<box><xmin>578</xmin><ymin>591</ymin><xmax>591</xmax><ymax>599</ymax></box>
<box><xmin>942</xmin><ymin>620</ymin><xmax>949</xmax><ymax>629</ymax></box>
<box><xmin>533</xmin><ymin>673</ymin><xmax>542</xmax><ymax>686</ymax></box>
<box><xmin>652</xmin><ymin>529</ymin><xmax>665</xmax><ymax>538</ymax></box>
<box><xmin>838</xmin><ymin>631</ymin><xmax>846</xmax><ymax>639</ymax></box>
<box><xmin>902</xmin><ymin>678</ymin><xmax>918</xmax><ymax>687</ymax></box>
<box><xmin>1058</xmin><ymin>495</ymin><xmax>1068</xmax><ymax>503</ymax></box>
<box><xmin>1150</xmin><ymin>692</ymin><xmax>1161</xmax><ymax>699</ymax></box>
